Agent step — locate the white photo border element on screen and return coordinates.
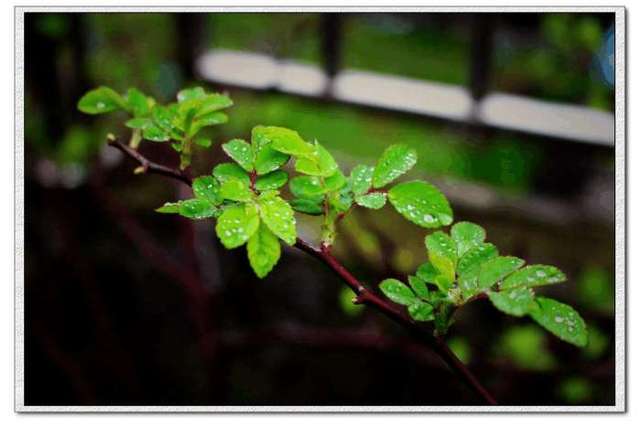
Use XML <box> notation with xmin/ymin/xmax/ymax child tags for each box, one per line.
<box><xmin>14</xmin><ymin>5</ymin><xmax>626</xmax><ymax>413</ymax></box>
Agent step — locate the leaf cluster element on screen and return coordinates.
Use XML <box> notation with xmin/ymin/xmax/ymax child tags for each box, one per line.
<box><xmin>79</xmin><ymin>86</ymin><xmax>587</xmax><ymax>348</ymax></box>
<box><xmin>379</xmin><ymin>222</ymin><xmax>587</xmax><ymax>346</ymax></box>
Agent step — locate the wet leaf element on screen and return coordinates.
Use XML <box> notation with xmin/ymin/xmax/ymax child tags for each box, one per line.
<box><xmin>477</xmin><ymin>256</ymin><xmax>525</xmax><ymax>290</ymax></box>
<box><xmin>408</xmin><ymin>300</ymin><xmax>434</xmax><ymax>321</ymax></box>
<box><xmin>255</xmin><ymin>170</ymin><xmax>288</xmax><ymax>191</ymax></box>
<box><xmin>222</xmin><ymin>138</ymin><xmax>254</xmax><ymax>172</ymax></box>
<box><xmin>451</xmin><ymin>221</ymin><xmax>486</xmax><ymax>257</ymax></box>
<box><xmin>294</xmin><ymin>143</ymin><xmax>338</xmax><ymax>177</ymax></box>
<box><xmin>388</xmin><ymin>181</ymin><xmax>453</xmax><ymax>228</ymax></box>
<box><xmin>456</xmin><ymin>243</ymin><xmax>499</xmax><ymax>278</ymax></box>
<box><xmin>254</xmin><ymin>126</ymin><xmax>314</xmax><ymax>157</ymax></box>
<box><xmin>178</xmin><ymin>198</ymin><xmax>217</xmax><ymax>219</ymax></box>
<box><xmin>408</xmin><ymin>275</ymin><xmax>430</xmax><ymax>299</ymax></box>
<box><xmin>289</xmin><ymin>176</ymin><xmax>326</xmax><ymax>199</ymax></box>
<box><xmin>219</xmin><ymin>179</ymin><xmax>253</xmax><ymax>202</ymax></box>
<box><xmin>247</xmin><ymin>222</ymin><xmax>281</xmax><ymax>278</ymax></box>
<box><xmin>251</xmin><ymin>126</ymin><xmax>290</xmax><ymax>175</ymax></box>
<box><xmin>258</xmin><ymin>192</ymin><xmax>296</xmax><ymax>245</ymax></box>
<box><xmin>290</xmin><ymin>198</ymin><xmax>323</xmax><ymax>215</ymax></box>
<box><xmin>125</xmin><ymin>88</ymin><xmax>151</xmax><ymax>116</ymax></box>
<box><xmin>349</xmin><ymin>164</ymin><xmax>374</xmax><ymax>195</ymax></box>
<box><xmin>355</xmin><ymin>192</ymin><xmax>387</xmax><ymax>209</ymax></box>
<box><xmin>488</xmin><ymin>288</ymin><xmax>536</xmax><ymax>317</ymax></box>
<box><xmin>501</xmin><ymin>265</ymin><xmax>567</xmax><ymax>290</ymax></box>
<box><xmin>529</xmin><ymin>297</ymin><xmax>588</xmax><ymax>347</ymax></box>
<box><xmin>77</xmin><ymin>86</ymin><xmax>126</xmax><ymax>114</ymax></box>
<box><xmin>379</xmin><ymin>278</ymin><xmax>416</xmax><ymax>306</ymax></box>
<box><xmin>215</xmin><ymin>204</ymin><xmax>260</xmax><ymax>249</ymax></box>
<box><xmin>213</xmin><ymin>163</ymin><xmax>250</xmax><ymax>186</ymax></box>
<box><xmin>372</xmin><ymin>144</ymin><xmax>417</xmax><ymax>188</ymax></box>
<box><xmin>192</xmin><ymin>175</ymin><xmax>221</xmax><ymax>204</ymax></box>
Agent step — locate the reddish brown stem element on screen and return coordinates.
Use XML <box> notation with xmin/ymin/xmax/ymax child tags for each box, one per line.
<box><xmin>295</xmin><ymin>238</ymin><xmax>496</xmax><ymax>405</ymax></box>
<box><xmin>105</xmin><ymin>138</ymin><xmax>497</xmax><ymax>405</ymax></box>
<box><xmin>107</xmin><ymin>136</ymin><xmax>193</xmax><ymax>186</ymax></box>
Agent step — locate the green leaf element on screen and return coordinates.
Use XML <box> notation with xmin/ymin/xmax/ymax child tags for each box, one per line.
<box><xmin>258</xmin><ymin>193</ymin><xmax>296</xmax><ymax>245</ymax></box>
<box><xmin>416</xmin><ymin>262</ymin><xmax>440</xmax><ymax>285</ymax></box>
<box><xmin>355</xmin><ymin>192</ymin><xmax>387</xmax><ymax>209</ymax></box>
<box><xmin>324</xmin><ymin>170</ymin><xmax>347</xmax><ymax>192</ymax></box>
<box><xmin>451</xmin><ymin>221</ymin><xmax>486</xmax><ymax>257</ymax></box>
<box><xmin>330</xmin><ymin>189</ymin><xmax>354</xmax><ymax>213</ymax></box>
<box><xmin>192</xmin><ymin>175</ymin><xmax>221</xmax><ymax>204</ymax></box>
<box><xmin>219</xmin><ymin>179</ymin><xmax>253</xmax><ymax>202</ymax></box>
<box><xmin>77</xmin><ymin>86</ymin><xmax>126</xmax><ymax>114</ymax></box>
<box><xmin>125</xmin><ymin>88</ymin><xmax>150</xmax><ymax>116</ymax></box>
<box><xmin>215</xmin><ymin>204</ymin><xmax>260</xmax><ymax>249</ymax></box>
<box><xmin>255</xmin><ymin>170</ymin><xmax>288</xmax><ymax>191</ymax></box>
<box><xmin>425</xmin><ymin>231</ymin><xmax>457</xmax><ymax>287</ymax></box>
<box><xmin>151</xmin><ymin>105</ymin><xmax>178</xmax><ymax>132</ymax></box>
<box><xmin>251</xmin><ymin>126</ymin><xmax>290</xmax><ymax>175</ymax></box>
<box><xmin>456</xmin><ymin>243</ymin><xmax>499</xmax><ymax>277</ymax></box>
<box><xmin>194</xmin><ymin>137</ymin><xmax>212</xmax><ymax>148</ymax></box>
<box><xmin>254</xmin><ymin>126</ymin><xmax>314</xmax><ymax>157</ymax></box>
<box><xmin>459</xmin><ymin>275</ymin><xmax>480</xmax><ymax>299</ymax></box>
<box><xmin>294</xmin><ymin>143</ymin><xmax>338</xmax><ymax>177</ymax></box>
<box><xmin>379</xmin><ymin>278</ymin><xmax>416</xmax><ymax>306</ymax></box>
<box><xmin>190</xmin><ymin>112</ymin><xmax>228</xmax><ymax>135</ymax></box>
<box><xmin>408</xmin><ymin>275</ymin><xmax>430</xmax><ymax>299</ymax></box>
<box><xmin>125</xmin><ymin>117</ymin><xmax>152</xmax><ymax>129</ymax></box>
<box><xmin>477</xmin><ymin>256</ymin><xmax>525</xmax><ymax>290</ymax></box>
<box><xmin>388</xmin><ymin>181</ymin><xmax>453</xmax><ymax>228</ymax></box>
<box><xmin>177</xmin><ymin>86</ymin><xmax>206</xmax><ymax>102</ymax></box>
<box><xmin>197</xmin><ymin>93</ymin><xmax>234</xmax><ymax>115</ymax></box>
<box><xmin>222</xmin><ymin>138</ymin><xmax>254</xmax><ymax>172</ymax></box>
<box><xmin>372</xmin><ymin>144</ymin><xmax>417</xmax><ymax>188</ymax></box>
<box><xmin>501</xmin><ymin>265</ymin><xmax>567</xmax><ymax>290</ymax></box>
<box><xmin>488</xmin><ymin>288</ymin><xmax>536</xmax><ymax>317</ymax></box>
<box><xmin>142</xmin><ymin>124</ymin><xmax>170</xmax><ymax>142</ymax></box>
<box><xmin>425</xmin><ymin>231</ymin><xmax>458</xmax><ymax>267</ymax></box>
<box><xmin>247</xmin><ymin>223</ymin><xmax>281</xmax><ymax>278</ymax></box>
<box><xmin>350</xmin><ymin>165</ymin><xmax>374</xmax><ymax>195</ymax></box>
<box><xmin>156</xmin><ymin>202</ymin><xmax>180</xmax><ymax>213</ymax></box>
<box><xmin>408</xmin><ymin>300</ymin><xmax>434</xmax><ymax>321</ymax></box>
<box><xmin>290</xmin><ymin>198</ymin><xmax>323</xmax><ymax>215</ymax></box>
<box><xmin>289</xmin><ymin>176</ymin><xmax>326</xmax><ymax>199</ymax></box>
<box><xmin>178</xmin><ymin>198</ymin><xmax>217</xmax><ymax>219</ymax></box>
<box><xmin>213</xmin><ymin>163</ymin><xmax>250</xmax><ymax>186</ymax></box>
<box><xmin>529</xmin><ymin>297</ymin><xmax>588</xmax><ymax>347</ymax></box>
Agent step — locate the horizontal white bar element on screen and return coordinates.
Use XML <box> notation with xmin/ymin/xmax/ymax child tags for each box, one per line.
<box><xmin>196</xmin><ymin>49</ymin><xmax>614</xmax><ymax>146</ymax></box>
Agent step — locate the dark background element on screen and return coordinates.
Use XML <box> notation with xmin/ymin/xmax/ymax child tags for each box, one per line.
<box><xmin>23</xmin><ymin>12</ymin><xmax>615</xmax><ymax>406</ymax></box>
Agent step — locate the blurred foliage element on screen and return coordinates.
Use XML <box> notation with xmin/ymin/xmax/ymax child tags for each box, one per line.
<box><xmin>210</xmin><ymin>13</ymin><xmax>320</xmax><ymax>63</ymax></box>
<box><xmin>495</xmin><ymin>14</ymin><xmax>613</xmax><ymax>110</ymax></box>
<box><xmin>495</xmin><ymin>324</ymin><xmax>556</xmax><ymax>371</ymax></box>
<box><xmin>582</xmin><ymin>323</ymin><xmax>609</xmax><ymax>360</ymax></box>
<box><xmin>557</xmin><ymin>376</ymin><xmax>594</xmax><ymax>404</ymax></box>
<box><xmin>84</xmin><ymin>14</ymin><xmax>181</xmax><ymax>100</ymax></box>
<box><xmin>448</xmin><ymin>336</ymin><xmax>471</xmax><ymax>365</ymax></box>
<box><xmin>339</xmin><ymin>286</ymin><xmax>365</xmax><ymax>317</ymax></box>
<box><xmin>576</xmin><ymin>266</ymin><xmax>614</xmax><ymax>314</ymax></box>
<box><xmin>225</xmin><ymin>92</ymin><xmax>541</xmax><ymax>194</ymax></box>
<box><xmin>343</xmin><ymin>15</ymin><xmax>469</xmax><ymax>84</ymax></box>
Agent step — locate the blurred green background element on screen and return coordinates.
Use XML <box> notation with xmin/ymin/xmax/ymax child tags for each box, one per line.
<box><xmin>24</xmin><ymin>12</ymin><xmax>615</xmax><ymax>407</ymax></box>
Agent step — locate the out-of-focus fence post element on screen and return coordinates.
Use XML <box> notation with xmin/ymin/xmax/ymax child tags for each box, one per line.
<box><xmin>469</xmin><ymin>14</ymin><xmax>495</xmax><ymax>119</ymax></box>
<box><xmin>321</xmin><ymin>13</ymin><xmax>343</xmax><ymax>95</ymax></box>
<box><xmin>175</xmin><ymin>13</ymin><xmax>209</xmax><ymax>81</ymax></box>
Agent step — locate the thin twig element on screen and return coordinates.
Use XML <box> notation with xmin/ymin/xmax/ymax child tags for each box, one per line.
<box><xmin>105</xmin><ymin>139</ymin><xmax>497</xmax><ymax>405</ymax></box>
<box><xmin>107</xmin><ymin>135</ymin><xmax>193</xmax><ymax>186</ymax></box>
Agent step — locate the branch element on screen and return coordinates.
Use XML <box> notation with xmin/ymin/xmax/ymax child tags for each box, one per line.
<box><xmin>105</xmin><ymin>140</ymin><xmax>497</xmax><ymax>405</ymax></box>
<box><xmin>294</xmin><ymin>239</ymin><xmax>496</xmax><ymax>405</ymax></box>
<box><xmin>107</xmin><ymin>135</ymin><xmax>193</xmax><ymax>186</ymax></box>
